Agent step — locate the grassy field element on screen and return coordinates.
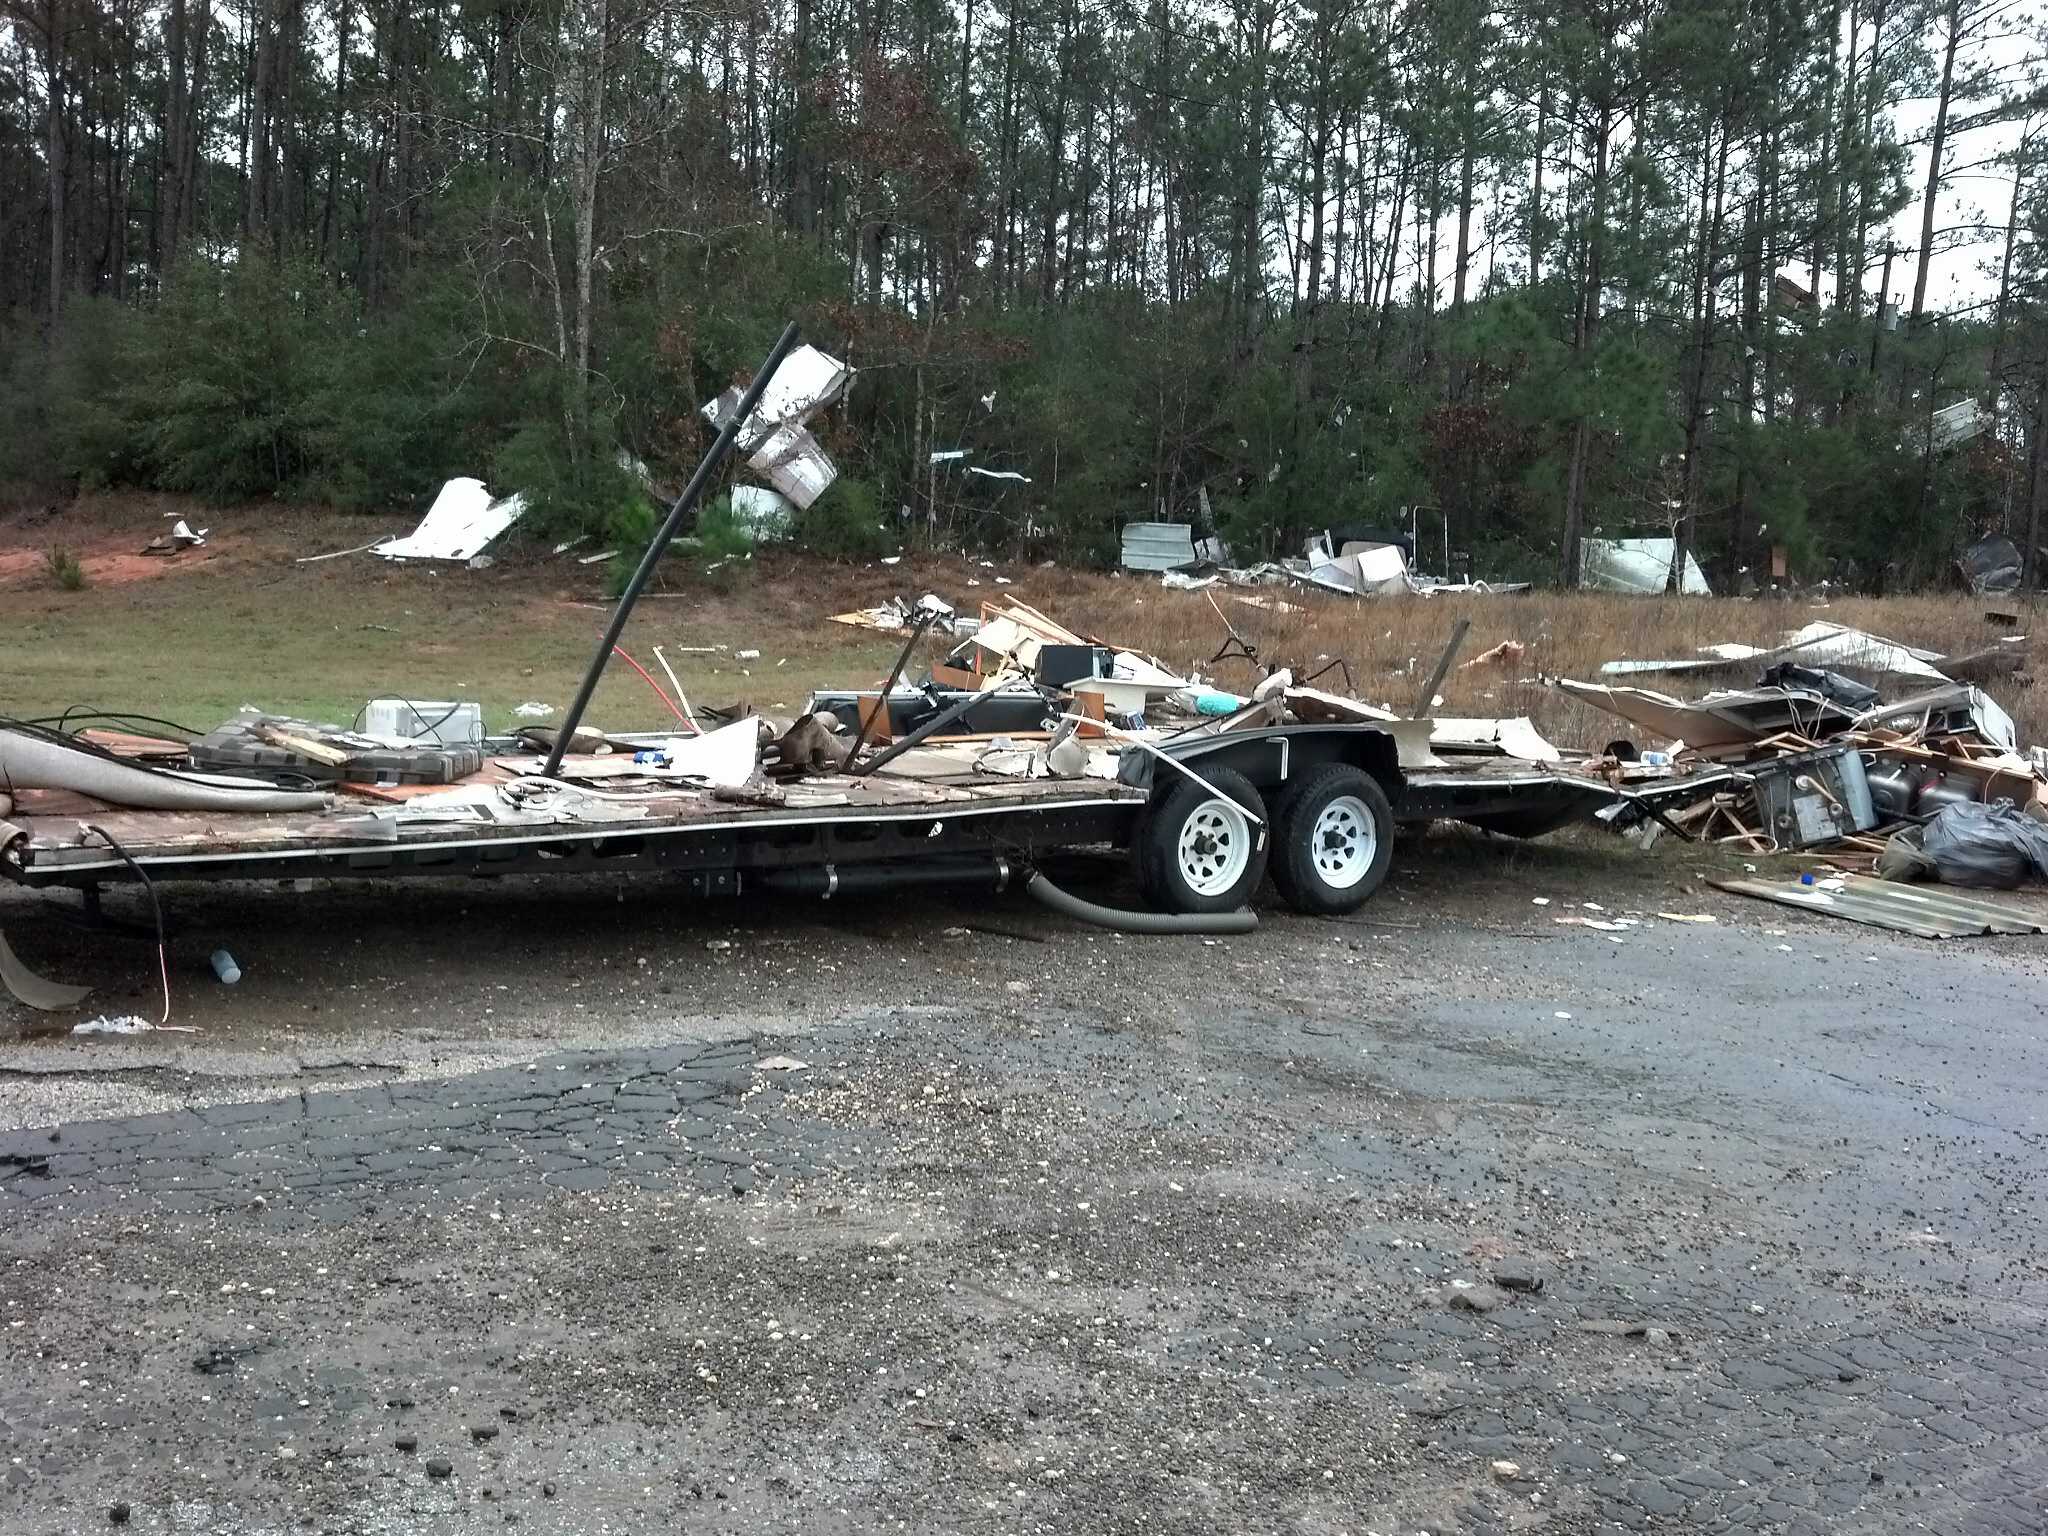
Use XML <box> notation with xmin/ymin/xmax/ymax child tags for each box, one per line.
<box><xmin>6</xmin><ymin>493</ymin><xmax>2041</xmax><ymax>750</ymax></box>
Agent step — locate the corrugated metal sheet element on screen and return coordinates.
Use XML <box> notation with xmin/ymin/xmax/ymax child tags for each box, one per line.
<box><xmin>1121</xmin><ymin>521</ymin><xmax>1199</xmax><ymax>572</ymax></box>
<box><xmin>1707</xmin><ymin>874</ymin><xmax>2048</xmax><ymax>939</ymax></box>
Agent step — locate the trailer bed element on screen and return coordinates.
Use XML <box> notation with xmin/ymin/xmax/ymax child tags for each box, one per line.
<box><xmin>0</xmin><ymin>749</ymin><xmax>1147</xmax><ymax>890</ymax></box>
<box><xmin>1</xmin><ymin>727</ymin><xmax>1711</xmax><ymax>904</ymax></box>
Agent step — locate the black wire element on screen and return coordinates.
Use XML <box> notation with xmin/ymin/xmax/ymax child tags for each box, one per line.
<box><xmin>0</xmin><ymin>717</ymin><xmax>305</xmax><ymax>796</ymax></box>
<box><xmin>33</xmin><ymin>709</ymin><xmax>204</xmax><ymax>741</ymax></box>
<box><xmin>82</xmin><ymin>824</ymin><xmax>170</xmax><ymax>1025</ymax></box>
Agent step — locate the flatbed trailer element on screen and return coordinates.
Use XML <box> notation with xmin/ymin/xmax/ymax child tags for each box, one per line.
<box><xmin>1</xmin><ymin>326</ymin><xmax>1697</xmax><ymax>950</ymax></box>
<box><xmin>1</xmin><ymin>722</ymin><xmax>1666</xmax><ymax>923</ymax></box>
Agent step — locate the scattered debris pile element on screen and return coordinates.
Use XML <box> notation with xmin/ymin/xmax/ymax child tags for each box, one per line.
<box><xmin>1565</xmin><ymin>618</ymin><xmax>2047</xmax><ymax>892</ymax></box>
<box><xmin>801</xmin><ymin>595</ymin><xmax>1626</xmax><ymax>821</ymax></box>
<box><xmin>1132</xmin><ymin>525</ymin><xmax>1527</xmax><ymax>597</ymax></box>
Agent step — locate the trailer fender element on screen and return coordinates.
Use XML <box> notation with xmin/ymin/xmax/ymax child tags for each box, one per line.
<box><xmin>1145</xmin><ymin>725</ymin><xmax>1405</xmax><ymax>810</ymax></box>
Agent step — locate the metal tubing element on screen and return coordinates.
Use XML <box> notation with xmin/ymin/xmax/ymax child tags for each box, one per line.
<box><xmin>752</xmin><ymin>856</ymin><xmax>1012</xmax><ymax>899</ymax></box>
<box><xmin>853</xmin><ymin>678</ymin><xmax>1045</xmax><ymax>776</ymax></box>
<box><xmin>543</xmin><ymin>321</ymin><xmax>803</xmax><ymax>778</ymax></box>
<box><xmin>844</xmin><ymin>605</ymin><xmax>940</xmax><ymax>761</ymax></box>
<box><xmin>1053</xmin><ymin>712</ymin><xmax>1267</xmax><ymax>827</ymax></box>
<box><xmin>1410</xmin><ymin>616</ymin><xmax>1471</xmax><ymax>719</ymax></box>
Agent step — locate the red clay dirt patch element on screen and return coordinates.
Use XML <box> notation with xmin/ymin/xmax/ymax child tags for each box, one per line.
<box><xmin>0</xmin><ymin>492</ymin><xmax>381</xmax><ymax>590</ymax></box>
<box><xmin>0</xmin><ymin>539</ymin><xmax>227</xmax><ymax>590</ymax></box>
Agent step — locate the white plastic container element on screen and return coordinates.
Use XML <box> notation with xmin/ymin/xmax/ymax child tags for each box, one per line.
<box><xmin>361</xmin><ymin>698</ymin><xmax>484</xmax><ymax>747</ymax></box>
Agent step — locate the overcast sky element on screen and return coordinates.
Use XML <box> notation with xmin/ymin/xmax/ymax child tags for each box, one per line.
<box><xmin>1828</xmin><ymin>9</ymin><xmax>2040</xmax><ymax>314</ymax></box>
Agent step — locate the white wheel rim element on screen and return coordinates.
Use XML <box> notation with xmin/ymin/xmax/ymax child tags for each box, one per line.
<box><xmin>1176</xmin><ymin>798</ymin><xmax>1252</xmax><ymax>897</ymax></box>
<box><xmin>1311</xmin><ymin>795</ymin><xmax>1377</xmax><ymax>889</ymax></box>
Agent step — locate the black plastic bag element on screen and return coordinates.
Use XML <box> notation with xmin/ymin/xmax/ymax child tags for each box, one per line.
<box><xmin>1917</xmin><ymin>800</ymin><xmax>2048</xmax><ymax>889</ymax></box>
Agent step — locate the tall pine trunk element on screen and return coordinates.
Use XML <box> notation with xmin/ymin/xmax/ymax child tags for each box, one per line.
<box><xmin>1907</xmin><ymin>0</ymin><xmax>1960</xmax><ymax>325</ymax></box>
<box><xmin>1561</xmin><ymin>101</ymin><xmax>1611</xmax><ymax>590</ymax></box>
<box><xmin>1528</xmin><ymin>83</ymin><xmax>1547</xmax><ymax>286</ymax></box>
<box><xmin>45</xmin><ymin>0</ymin><xmax>66</xmax><ymax>334</ymax></box>
<box><xmin>1671</xmin><ymin>107</ymin><xmax>1730</xmax><ymax>592</ymax></box>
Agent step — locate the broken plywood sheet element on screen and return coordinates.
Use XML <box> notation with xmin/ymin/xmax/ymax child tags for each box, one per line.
<box><xmin>971</xmin><ymin>600</ymin><xmax>1088</xmax><ymax>674</ymax></box>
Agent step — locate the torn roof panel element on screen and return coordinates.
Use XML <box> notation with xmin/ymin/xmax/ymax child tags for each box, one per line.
<box><xmin>1777</xmin><ymin>621</ymin><xmax>1947</xmax><ymax>681</ymax></box>
<box><xmin>1580</xmin><ymin>537</ymin><xmax>1711</xmax><ymax>596</ymax></box>
<box><xmin>374</xmin><ymin>477</ymin><xmax>529</xmax><ymax>562</ymax></box>
<box><xmin>1707</xmin><ymin>873</ymin><xmax>2048</xmax><ymax>938</ymax></box>
<box><xmin>1554</xmin><ymin>678</ymin><xmax>1860</xmax><ymax>755</ymax></box>
<box><xmin>700</xmin><ymin>344</ymin><xmax>851</xmax><ymax>450</ymax></box>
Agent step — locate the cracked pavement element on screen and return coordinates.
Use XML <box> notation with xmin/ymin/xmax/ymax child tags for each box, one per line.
<box><xmin>3</xmin><ymin>845</ymin><xmax>2047</xmax><ymax>1534</ymax></box>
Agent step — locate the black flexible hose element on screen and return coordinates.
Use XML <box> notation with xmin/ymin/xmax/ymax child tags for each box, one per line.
<box><xmin>1024</xmin><ymin>871</ymin><xmax>1257</xmax><ymax>936</ymax></box>
<box><xmin>84</xmin><ymin>824</ymin><xmax>171</xmax><ymax>1025</ymax></box>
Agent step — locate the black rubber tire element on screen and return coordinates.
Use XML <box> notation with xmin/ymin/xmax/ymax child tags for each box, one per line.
<box><xmin>1269</xmin><ymin>763</ymin><xmax>1395</xmax><ymax>915</ymax></box>
<box><xmin>1135</xmin><ymin>766</ymin><xmax>1269</xmax><ymax>915</ymax></box>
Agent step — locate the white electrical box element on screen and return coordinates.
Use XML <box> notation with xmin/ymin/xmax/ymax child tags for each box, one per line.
<box><xmin>361</xmin><ymin>698</ymin><xmax>484</xmax><ymax>747</ymax></box>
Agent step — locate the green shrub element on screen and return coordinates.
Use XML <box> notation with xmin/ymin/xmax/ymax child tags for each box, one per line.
<box><xmin>694</xmin><ymin>495</ymin><xmax>757</xmax><ymax>593</ymax></box>
<box><xmin>598</xmin><ymin>489</ymin><xmax>762</xmax><ymax>596</ymax></box>
<box><xmin>127</xmin><ymin>257</ymin><xmax>353</xmax><ymax>501</ymax></box>
<box><xmin>794</xmin><ymin>476</ymin><xmax>894</xmax><ymax>561</ymax></box>
<box><xmin>693</xmin><ymin>495</ymin><xmax>757</xmax><ymax>562</ymax></box>
<box><xmin>602</xmin><ymin>492</ymin><xmax>660</xmax><ymax>597</ymax></box>
<box><xmin>493</xmin><ymin>412</ymin><xmax>647</xmax><ymax>547</ymax></box>
<box><xmin>45</xmin><ymin>548</ymin><xmax>86</xmax><ymax>590</ymax></box>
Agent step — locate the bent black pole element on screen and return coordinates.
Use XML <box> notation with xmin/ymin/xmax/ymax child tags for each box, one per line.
<box><xmin>543</xmin><ymin>321</ymin><xmax>802</xmax><ymax>779</ymax></box>
<box><xmin>843</xmin><ymin>604</ymin><xmax>940</xmax><ymax>762</ymax></box>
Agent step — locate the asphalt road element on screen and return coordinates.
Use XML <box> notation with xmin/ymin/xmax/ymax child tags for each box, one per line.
<box><xmin>3</xmin><ymin>844</ymin><xmax>2047</xmax><ymax>1534</ymax></box>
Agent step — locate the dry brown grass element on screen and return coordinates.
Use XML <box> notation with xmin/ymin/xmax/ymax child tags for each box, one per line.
<box><xmin>1047</xmin><ymin>580</ymin><xmax>2047</xmax><ymax>753</ymax></box>
<box><xmin>7</xmin><ymin>493</ymin><xmax>2041</xmax><ymax>753</ymax></box>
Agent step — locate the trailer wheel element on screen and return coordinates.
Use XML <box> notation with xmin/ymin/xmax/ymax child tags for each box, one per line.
<box><xmin>1270</xmin><ymin>764</ymin><xmax>1394</xmax><ymax>915</ymax></box>
<box><xmin>1136</xmin><ymin>767</ymin><xmax>1269</xmax><ymax>914</ymax></box>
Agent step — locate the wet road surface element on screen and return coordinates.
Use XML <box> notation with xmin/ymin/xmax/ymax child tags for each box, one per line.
<box><xmin>3</xmin><ymin>857</ymin><xmax>2046</xmax><ymax>1534</ymax></box>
